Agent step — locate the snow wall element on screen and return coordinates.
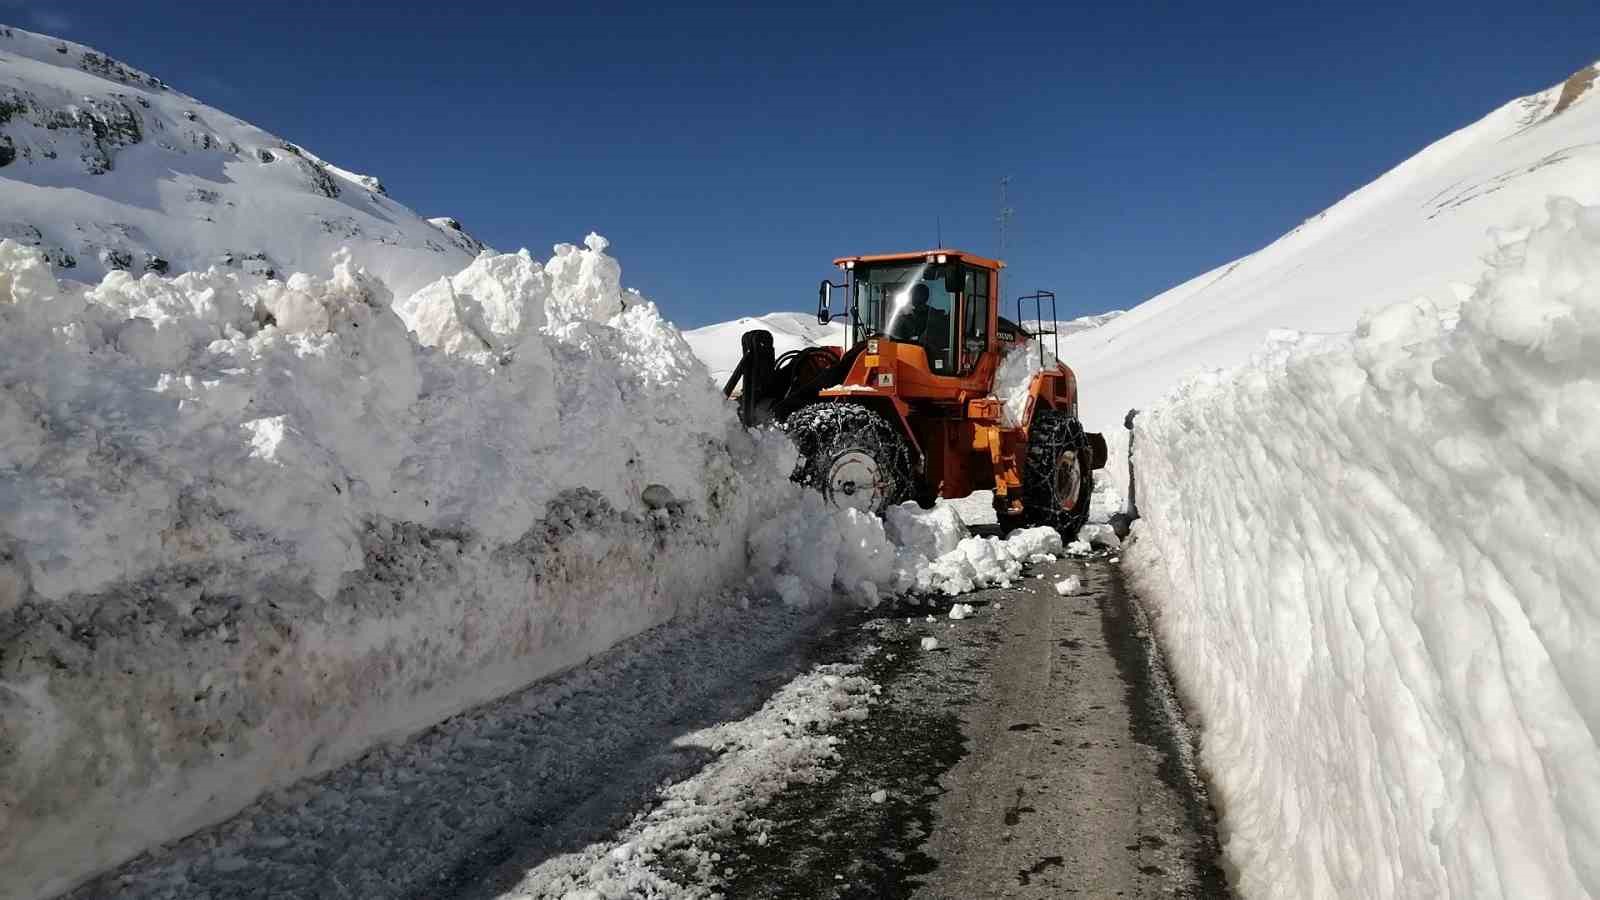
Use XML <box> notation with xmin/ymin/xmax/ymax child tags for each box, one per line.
<box><xmin>1126</xmin><ymin>199</ymin><xmax>1600</xmax><ymax>899</ymax></box>
<box><xmin>0</xmin><ymin>236</ymin><xmax>794</xmax><ymax>900</ymax></box>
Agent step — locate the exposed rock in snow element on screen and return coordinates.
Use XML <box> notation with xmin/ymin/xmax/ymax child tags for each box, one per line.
<box><xmin>1126</xmin><ymin>199</ymin><xmax>1600</xmax><ymax>900</ymax></box>
<box><xmin>427</xmin><ymin>216</ymin><xmax>491</xmax><ymax>256</ymax></box>
<box><xmin>0</xmin><ymin>26</ymin><xmax>477</xmax><ymax>297</ymax></box>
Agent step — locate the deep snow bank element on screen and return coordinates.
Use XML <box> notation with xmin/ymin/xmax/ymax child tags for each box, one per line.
<box><xmin>1127</xmin><ymin>199</ymin><xmax>1600</xmax><ymax>898</ymax></box>
<box><xmin>0</xmin><ymin>236</ymin><xmax>787</xmax><ymax>899</ymax></box>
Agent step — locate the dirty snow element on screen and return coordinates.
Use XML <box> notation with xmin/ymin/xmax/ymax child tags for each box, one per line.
<box><xmin>494</xmin><ymin>663</ymin><xmax>875</xmax><ymax>899</ymax></box>
<box><xmin>1126</xmin><ymin>199</ymin><xmax>1600</xmax><ymax>899</ymax></box>
<box><xmin>0</xmin><ymin>232</ymin><xmax>792</xmax><ymax>899</ymax></box>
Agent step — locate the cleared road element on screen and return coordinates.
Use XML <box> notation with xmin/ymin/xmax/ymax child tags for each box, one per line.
<box><xmin>61</xmin><ymin>552</ymin><xmax>1228</xmax><ymax>899</ymax></box>
<box><xmin>721</xmin><ymin>555</ymin><xmax>1232</xmax><ymax>899</ymax></box>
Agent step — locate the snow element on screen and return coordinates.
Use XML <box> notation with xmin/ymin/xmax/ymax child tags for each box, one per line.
<box><xmin>1125</xmin><ymin>198</ymin><xmax>1600</xmax><ymax>899</ymax></box>
<box><xmin>680</xmin><ymin>312</ymin><xmax>847</xmax><ymax>385</ymax></box>
<box><xmin>493</xmin><ymin>663</ymin><xmax>875</xmax><ymax>899</ymax></box>
<box><xmin>0</xmin><ymin>231</ymin><xmax>793</xmax><ymax>899</ymax></box>
<box><xmin>920</xmin><ymin>637</ymin><xmax>940</xmax><ymax>652</ymax></box>
<box><xmin>990</xmin><ymin>339</ymin><xmax>1055</xmax><ymax>426</ymax></box>
<box><xmin>748</xmin><ymin>494</ymin><xmax>1065</xmax><ymax>604</ymax></box>
<box><xmin>1054</xmin><ymin>576</ymin><xmax>1081</xmax><ymax>597</ymax></box>
<box><xmin>947</xmin><ymin>603</ymin><xmax>975</xmax><ymax>620</ymax></box>
<box><xmin>0</xmin><ymin>27</ymin><xmax>483</xmax><ymax>298</ymax></box>
<box><xmin>1059</xmin><ymin>60</ymin><xmax>1600</xmax><ymax>480</ymax></box>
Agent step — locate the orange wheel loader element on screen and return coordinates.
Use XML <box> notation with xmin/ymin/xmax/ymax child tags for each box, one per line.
<box><xmin>721</xmin><ymin>248</ymin><xmax>1107</xmax><ymax>539</ymax></box>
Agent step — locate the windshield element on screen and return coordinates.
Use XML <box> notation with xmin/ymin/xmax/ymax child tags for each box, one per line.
<box><xmin>852</xmin><ymin>262</ymin><xmax>959</xmax><ymax>373</ymax></box>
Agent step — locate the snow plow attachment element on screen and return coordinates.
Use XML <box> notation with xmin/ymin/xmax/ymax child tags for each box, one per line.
<box><xmin>721</xmin><ymin>328</ymin><xmax>849</xmax><ymax>428</ymax></box>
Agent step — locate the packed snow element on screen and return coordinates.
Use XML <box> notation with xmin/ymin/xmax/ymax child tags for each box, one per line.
<box><xmin>0</xmin><ymin>26</ymin><xmax>481</xmax><ymax>297</ymax></box>
<box><xmin>0</xmin><ymin>231</ymin><xmax>797</xmax><ymax>899</ymax></box>
<box><xmin>1053</xmin><ymin>576</ymin><xmax>1081</xmax><ymax>597</ymax></box>
<box><xmin>1125</xmin><ymin>199</ymin><xmax>1600</xmax><ymax>899</ymax></box>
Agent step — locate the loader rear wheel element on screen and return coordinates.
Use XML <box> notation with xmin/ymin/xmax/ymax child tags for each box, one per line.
<box><xmin>1023</xmin><ymin>409</ymin><xmax>1093</xmax><ymax>540</ymax></box>
<box><xmin>785</xmin><ymin>403</ymin><xmax>914</xmax><ymax>515</ymax></box>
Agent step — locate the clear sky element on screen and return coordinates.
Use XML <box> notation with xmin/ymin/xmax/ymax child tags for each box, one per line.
<box><xmin>13</xmin><ymin>0</ymin><xmax>1600</xmax><ymax>326</ymax></box>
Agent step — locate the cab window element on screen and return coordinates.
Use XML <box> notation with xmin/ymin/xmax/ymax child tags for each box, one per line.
<box><xmin>959</xmin><ymin>267</ymin><xmax>990</xmax><ymax>374</ymax></box>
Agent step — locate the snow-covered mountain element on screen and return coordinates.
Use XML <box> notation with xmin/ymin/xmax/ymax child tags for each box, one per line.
<box><xmin>1063</xmin><ymin>61</ymin><xmax>1600</xmax><ymax>432</ymax></box>
<box><xmin>0</xmin><ymin>25</ymin><xmax>486</xmax><ymax>296</ymax></box>
<box><xmin>682</xmin><ymin>312</ymin><xmax>848</xmax><ymax>382</ymax></box>
<box><xmin>683</xmin><ymin>308</ymin><xmax>1125</xmax><ymax>383</ymax></box>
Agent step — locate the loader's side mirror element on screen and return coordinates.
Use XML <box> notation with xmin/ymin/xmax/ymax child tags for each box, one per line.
<box><xmin>817</xmin><ymin>279</ymin><xmax>833</xmax><ymax>325</ymax></box>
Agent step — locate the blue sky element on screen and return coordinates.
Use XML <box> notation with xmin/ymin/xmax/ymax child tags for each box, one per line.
<box><xmin>13</xmin><ymin>0</ymin><xmax>1600</xmax><ymax>326</ymax></box>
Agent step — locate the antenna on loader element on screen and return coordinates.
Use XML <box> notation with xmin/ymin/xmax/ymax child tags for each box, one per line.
<box><xmin>997</xmin><ymin>176</ymin><xmax>1014</xmax><ymax>256</ymax></box>
<box><xmin>936</xmin><ymin>215</ymin><xmax>943</xmax><ymax>249</ymax></box>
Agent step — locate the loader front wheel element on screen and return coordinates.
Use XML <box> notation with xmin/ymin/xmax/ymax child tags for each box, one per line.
<box><xmin>1023</xmin><ymin>409</ymin><xmax>1093</xmax><ymax>540</ymax></box>
<box><xmin>785</xmin><ymin>403</ymin><xmax>914</xmax><ymax>515</ymax></box>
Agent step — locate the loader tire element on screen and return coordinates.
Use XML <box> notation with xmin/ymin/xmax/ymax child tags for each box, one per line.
<box><xmin>785</xmin><ymin>403</ymin><xmax>914</xmax><ymax>515</ymax></box>
<box><xmin>1023</xmin><ymin>409</ymin><xmax>1093</xmax><ymax>540</ymax></box>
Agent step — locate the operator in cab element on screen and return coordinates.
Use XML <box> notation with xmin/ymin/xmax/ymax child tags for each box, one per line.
<box><xmin>888</xmin><ymin>283</ymin><xmax>949</xmax><ymax>350</ymax></box>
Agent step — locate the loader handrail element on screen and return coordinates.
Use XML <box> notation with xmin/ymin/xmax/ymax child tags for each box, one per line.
<box><xmin>1016</xmin><ymin>291</ymin><xmax>1060</xmax><ymax>366</ymax></box>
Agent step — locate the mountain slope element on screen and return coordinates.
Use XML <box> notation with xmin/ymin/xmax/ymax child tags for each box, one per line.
<box><xmin>1061</xmin><ymin>61</ymin><xmax>1600</xmax><ymax>432</ymax></box>
<box><xmin>0</xmin><ymin>25</ymin><xmax>485</xmax><ymax>295</ymax></box>
<box><xmin>682</xmin><ymin>312</ymin><xmax>849</xmax><ymax>382</ymax></box>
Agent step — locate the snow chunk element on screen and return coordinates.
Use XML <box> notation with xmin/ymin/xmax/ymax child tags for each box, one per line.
<box><xmin>545</xmin><ymin>233</ymin><xmax>629</xmax><ymax>328</ymax></box>
<box><xmin>948</xmin><ymin>603</ymin><xmax>975</xmax><ymax>620</ymax></box>
<box><xmin>395</xmin><ymin>249</ymin><xmax>547</xmax><ymax>358</ymax></box>
<box><xmin>884</xmin><ymin>500</ymin><xmax>968</xmax><ymax>559</ymax></box>
<box><xmin>992</xmin><ymin>339</ymin><xmax>1057</xmax><ymax>427</ymax></box>
<box><xmin>1054</xmin><ymin>576</ymin><xmax>1081</xmax><ymax>596</ymax></box>
<box><xmin>920</xmin><ymin>637</ymin><xmax>940</xmax><ymax>651</ymax></box>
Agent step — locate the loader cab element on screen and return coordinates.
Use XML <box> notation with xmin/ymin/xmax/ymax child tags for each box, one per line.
<box><xmin>829</xmin><ymin>250</ymin><xmax>1002</xmax><ymax>379</ymax></box>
